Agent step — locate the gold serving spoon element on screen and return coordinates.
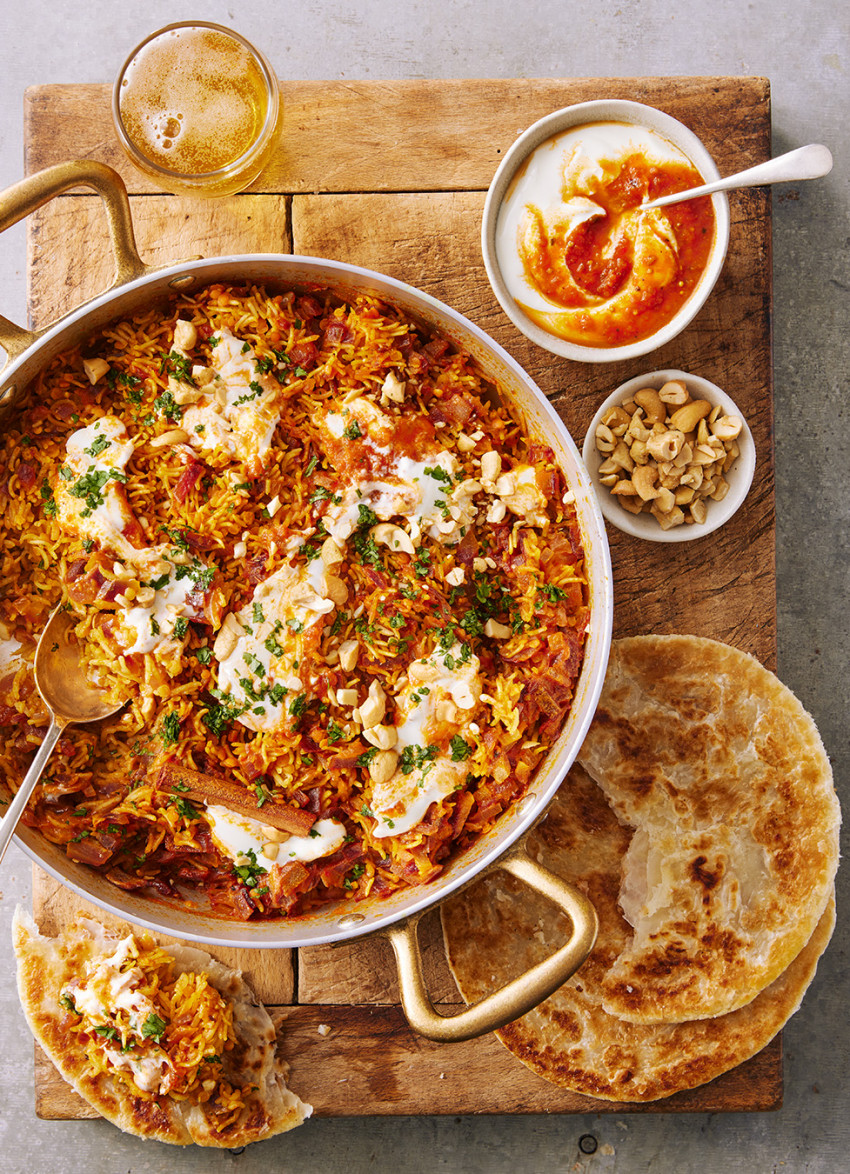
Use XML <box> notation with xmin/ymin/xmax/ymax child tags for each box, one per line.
<box><xmin>0</xmin><ymin>607</ymin><xmax>123</xmax><ymax>865</ymax></box>
<box><xmin>641</xmin><ymin>143</ymin><xmax>833</xmax><ymax>210</ymax></box>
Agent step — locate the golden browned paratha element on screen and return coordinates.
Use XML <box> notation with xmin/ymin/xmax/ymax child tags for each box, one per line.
<box><xmin>576</xmin><ymin>635</ymin><xmax>840</xmax><ymax>1023</ymax></box>
<box><xmin>13</xmin><ymin>910</ymin><xmax>311</xmax><ymax>1147</ymax></box>
<box><xmin>441</xmin><ymin>762</ymin><xmax>836</xmax><ymax>1102</ymax></box>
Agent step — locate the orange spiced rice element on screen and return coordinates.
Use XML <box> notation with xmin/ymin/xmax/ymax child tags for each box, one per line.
<box><xmin>0</xmin><ymin>283</ymin><xmax>589</xmax><ymax>920</ymax></box>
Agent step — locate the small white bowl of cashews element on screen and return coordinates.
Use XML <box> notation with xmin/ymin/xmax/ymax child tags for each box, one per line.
<box><xmin>582</xmin><ymin>369</ymin><xmax>756</xmax><ymax>542</ymax></box>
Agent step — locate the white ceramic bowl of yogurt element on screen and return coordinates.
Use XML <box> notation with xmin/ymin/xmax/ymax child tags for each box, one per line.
<box><xmin>482</xmin><ymin>100</ymin><xmax>731</xmax><ymax>362</ymax></box>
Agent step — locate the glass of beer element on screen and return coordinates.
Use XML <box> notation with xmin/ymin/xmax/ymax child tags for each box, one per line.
<box><xmin>112</xmin><ymin>22</ymin><xmax>281</xmax><ymax>197</ymax></box>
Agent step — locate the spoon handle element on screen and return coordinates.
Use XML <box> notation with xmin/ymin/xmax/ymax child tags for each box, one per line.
<box><xmin>0</xmin><ymin>714</ymin><xmax>65</xmax><ymax>865</ymax></box>
<box><xmin>643</xmin><ymin>143</ymin><xmax>833</xmax><ymax>210</ymax></box>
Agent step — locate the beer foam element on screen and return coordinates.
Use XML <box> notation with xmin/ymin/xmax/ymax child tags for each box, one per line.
<box><xmin>119</xmin><ymin>27</ymin><xmax>268</xmax><ymax>175</ymax></box>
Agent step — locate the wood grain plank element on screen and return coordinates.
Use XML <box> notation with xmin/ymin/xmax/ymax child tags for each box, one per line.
<box><xmin>27</xmin><ymin>194</ymin><xmax>290</xmax><ymax>330</ymax></box>
<box><xmin>34</xmin><ymin>1005</ymin><xmax>782</xmax><ymax>1119</ymax></box>
<box><xmin>24</xmin><ymin>78</ymin><xmax>769</xmax><ymax>195</ymax></box>
<box><xmin>299</xmin><ymin>909</ymin><xmax>461</xmax><ymax>1006</ymax></box>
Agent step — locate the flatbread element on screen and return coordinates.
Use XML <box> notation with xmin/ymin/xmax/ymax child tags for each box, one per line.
<box><xmin>576</xmin><ymin>635</ymin><xmax>840</xmax><ymax>1023</ymax></box>
<box><xmin>441</xmin><ymin>762</ymin><xmax>836</xmax><ymax>1102</ymax></box>
<box><xmin>13</xmin><ymin>910</ymin><xmax>311</xmax><ymax>1147</ymax></box>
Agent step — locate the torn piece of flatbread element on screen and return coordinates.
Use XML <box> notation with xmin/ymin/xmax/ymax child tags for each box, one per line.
<box><xmin>442</xmin><ymin>762</ymin><xmax>836</xmax><ymax>1102</ymax></box>
<box><xmin>574</xmin><ymin>635</ymin><xmax>840</xmax><ymax>1024</ymax></box>
<box><xmin>13</xmin><ymin>910</ymin><xmax>311</xmax><ymax>1147</ymax></box>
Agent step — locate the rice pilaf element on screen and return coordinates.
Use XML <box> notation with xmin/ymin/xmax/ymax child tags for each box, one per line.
<box><xmin>0</xmin><ymin>283</ymin><xmax>589</xmax><ymax>920</ymax></box>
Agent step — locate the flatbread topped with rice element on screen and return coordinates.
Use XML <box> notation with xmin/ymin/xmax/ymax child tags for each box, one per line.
<box><xmin>441</xmin><ymin>762</ymin><xmax>836</xmax><ymax>1102</ymax></box>
<box><xmin>13</xmin><ymin>910</ymin><xmax>310</xmax><ymax>1147</ymax></box>
<box><xmin>577</xmin><ymin>635</ymin><xmax>840</xmax><ymax>1024</ymax></box>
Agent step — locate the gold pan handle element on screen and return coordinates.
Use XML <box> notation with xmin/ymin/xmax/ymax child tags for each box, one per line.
<box><xmin>384</xmin><ymin>844</ymin><xmax>598</xmax><ymax>1043</ymax></box>
<box><xmin>0</xmin><ymin>160</ymin><xmax>151</xmax><ymax>363</ymax></box>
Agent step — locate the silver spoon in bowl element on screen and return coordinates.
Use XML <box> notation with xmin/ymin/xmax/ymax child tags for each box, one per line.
<box><xmin>641</xmin><ymin>143</ymin><xmax>833</xmax><ymax>210</ymax></box>
<box><xmin>0</xmin><ymin>607</ymin><xmax>123</xmax><ymax>865</ymax></box>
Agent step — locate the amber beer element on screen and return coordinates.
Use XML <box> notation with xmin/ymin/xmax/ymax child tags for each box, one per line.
<box><xmin>112</xmin><ymin>22</ymin><xmax>280</xmax><ymax>196</ymax></box>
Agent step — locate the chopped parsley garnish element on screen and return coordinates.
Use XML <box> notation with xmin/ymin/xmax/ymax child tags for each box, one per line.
<box><xmin>289</xmin><ymin>694</ymin><xmax>308</xmax><ymax>718</ymax></box>
<box><xmin>160</xmin><ymin>350</ymin><xmax>195</xmax><ymax>385</ymax></box>
<box><xmin>150</xmin><ymin>616</ymin><xmax>160</xmax><ymax>636</ymax></box>
<box><xmin>160</xmin><ymin>525</ymin><xmax>191</xmax><ymax>550</ymax></box>
<box><xmin>176</xmin><ymin>797</ymin><xmax>199</xmax><ymax>820</ymax></box>
<box><xmin>153</xmin><ymin>388</ymin><xmax>183</xmax><ymax>422</ymax></box>
<box><xmin>233</xmin><ymin>849</ymin><xmax>267</xmax><ymax>887</ymax></box>
<box><xmin>264</xmin><ymin>633</ymin><xmax>286</xmax><ymax>657</ymax></box>
<box><xmin>327</xmin><ymin>719</ymin><xmax>346</xmax><ymax>743</ymax></box>
<box><xmin>202</xmin><ymin>696</ymin><xmax>245</xmax><ymax>736</ymax></box>
<box><xmin>83</xmin><ymin>434</ymin><xmax>110</xmax><ymax>458</ymax></box>
<box><xmin>94</xmin><ymin>1025</ymin><xmax>120</xmax><ymax>1040</ymax></box>
<box><xmin>399</xmin><ymin>743</ymin><xmax>439</xmax><ymax>775</ymax></box>
<box><xmin>141</xmin><ymin>1013</ymin><xmax>167</xmax><ymax>1043</ymax></box>
<box><xmin>161</xmin><ymin>711</ymin><xmax>181</xmax><ymax>745</ymax></box>
<box><xmin>414</xmin><ymin>548</ymin><xmax>431</xmax><ymax>577</ymax></box>
<box><xmin>450</xmin><ymin>735</ymin><xmax>472</xmax><ymax>762</ymax></box>
<box><xmin>356</xmin><ymin>503</ymin><xmax>378</xmax><ymax>529</ymax></box>
<box><xmin>252</xmin><ymin>602</ymin><xmax>265</xmax><ymax>624</ymax></box>
<box><xmin>459</xmin><ymin>608</ymin><xmax>484</xmax><ymax>638</ymax></box>
<box><xmin>173</xmin><ymin>617</ymin><xmax>188</xmax><ymax>639</ymax></box>
<box><xmin>344</xmin><ymin>420</ymin><xmax>363</xmax><ymax>440</ymax></box>
<box><xmin>174</xmin><ymin>559</ymin><xmax>215</xmax><ymax>592</ymax></box>
<box><xmin>148</xmin><ymin>572</ymin><xmax>170</xmax><ymax>591</ymax></box>
<box><xmin>193</xmin><ymin>646</ymin><xmax>212</xmax><ymax>665</ymax></box>
<box><xmin>539</xmin><ymin>583</ymin><xmax>570</xmax><ymax>603</ymax></box>
<box><xmin>352</xmin><ymin>530</ymin><xmax>382</xmax><ymax>569</ymax></box>
<box><xmin>254</xmin><ymin>782</ymin><xmax>269</xmax><ymax>808</ymax></box>
<box><xmin>59</xmin><ymin>993</ymin><xmax>79</xmax><ymax>1014</ymax></box>
<box><xmin>344</xmin><ymin>862</ymin><xmax>366</xmax><ymax>889</ymax></box>
<box><xmin>305</xmin><ymin>454</ymin><xmax>319</xmax><ymax>476</ymax></box>
<box><xmin>424</xmin><ymin>465</ymin><xmax>453</xmax><ymax>484</ymax></box>
<box><xmin>356</xmin><ymin>747</ymin><xmax>378</xmax><ymax>768</ymax></box>
<box><xmin>243</xmin><ymin>651</ymin><xmax>266</xmax><ymax>678</ymax></box>
<box><xmin>68</xmin><ymin>466</ymin><xmax>126</xmax><ymax>516</ymax></box>
<box><xmin>234</xmin><ymin>379</ymin><xmax>265</xmax><ymax>406</ymax></box>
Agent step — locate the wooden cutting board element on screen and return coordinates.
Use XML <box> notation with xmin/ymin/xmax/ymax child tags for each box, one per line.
<box><xmin>22</xmin><ymin>77</ymin><xmax>779</xmax><ymax>1118</ymax></box>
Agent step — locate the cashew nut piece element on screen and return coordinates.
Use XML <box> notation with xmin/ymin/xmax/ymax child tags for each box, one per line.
<box><xmin>363</xmin><ymin>723</ymin><xmax>398</xmax><ymax>750</ymax></box>
<box><xmin>358</xmin><ymin>679</ymin><xmax>387</xmax><ymax>729</ymax></box>
<box><xmin>669</xmin><ymin>399</ymin><xmax>712</xmax><ymax>434</ymax></box>
<box><xmin>368</xmin><ymin>749</ymin><xmax>399</xmax><ymax>785</ymax></box>
<box><xmin>83</xmin><ymin>357</ymin><xmax>110</xmax><ymax>385</ymax></box>
<box><xmin>338</xmin><ymin>639</ymin><xmax>360</xmax><ymax>673</ymax></box>
<box><xmin>633</xmin><ymin>387</ymin><xmax>666</xmax><ymax>424</ymax></box>
<box><xmin>149</xmin><ymin>428</ymin><xmax>190</xmax><ymax>448</ymax></box>
<box><xmin>173</xmin><ymin>319</ymin><xmax>198</xmax><ymax>352</ymax></box>
<box><xmin>371</xmin><ymin>523</ymin><xmax>415</xmax><ymax>556</ymax></box>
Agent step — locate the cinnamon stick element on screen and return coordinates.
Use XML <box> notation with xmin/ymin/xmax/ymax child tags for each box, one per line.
<box><xmin>156</xmin><ymin>761</ymin><xmax>317</xmax><ymax>837</ymax></box>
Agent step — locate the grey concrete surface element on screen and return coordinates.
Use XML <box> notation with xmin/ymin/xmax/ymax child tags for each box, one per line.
<box><xmin>0</xmin><ymin>1</ymin><xmax>847</xmax><ymax>1171</ymax></box>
